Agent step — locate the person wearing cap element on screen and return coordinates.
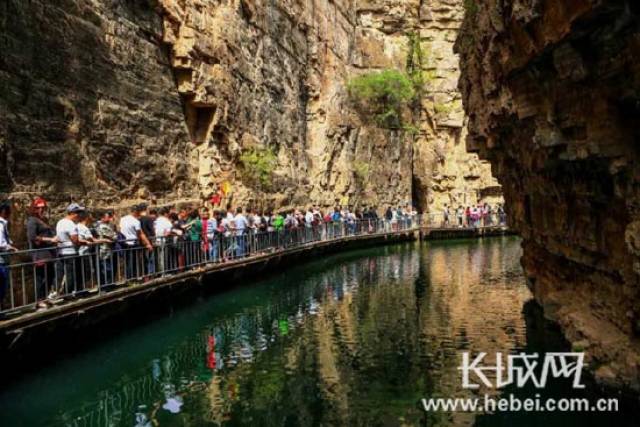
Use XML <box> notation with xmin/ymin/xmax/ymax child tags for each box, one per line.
<box><xmin>26</xmin><ymin>197</ymin><xmax>58</xmax><ymax>307</ymax></box>
<box><xmin>55</xmin><ymin>203</ymin><xmax>85</xmax><ymax>297</ymax></box>
<box><xmin>119</xmin><ymin>204</ymin><xmax>154</xmax><ymax>280</ymax></box>
<box><xmin>0</xmin><ymin>201</ymin><xmax>18</xmax><ymax>311</ymax></box>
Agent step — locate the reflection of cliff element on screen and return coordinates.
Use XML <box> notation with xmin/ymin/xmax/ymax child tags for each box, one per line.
<box><xmin>421</xmin><ymin>241</ymin><xmax>530</xmax><ymax>393</ymax></box>
<box><xmin>40</xmin><ymin>240</ymin><xmax>528</xmax><ymax>425</ymax></box>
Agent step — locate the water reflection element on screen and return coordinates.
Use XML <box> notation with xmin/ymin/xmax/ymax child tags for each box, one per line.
<box><xmin>0</xmin><ymin>238</ymin><xmax>620</xmax><ymax>426</ymax></box>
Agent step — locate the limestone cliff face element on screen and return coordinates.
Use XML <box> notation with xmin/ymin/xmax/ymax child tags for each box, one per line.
<box><xmin>457</xmin><ymin>0</ymin><xmax>640</xmax><ymax>390</ymax></box>
<box><xmin>0</xmin><ymin>0</ymin><xmax>498</xmax><ymax>217</ymax></box>
<box><xmin>156</xmin><ymin>0</ymin><xmax>499</xmax><ymax>211</ymax></box>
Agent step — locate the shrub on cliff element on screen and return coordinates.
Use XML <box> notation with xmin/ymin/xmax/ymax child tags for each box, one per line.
<box><xmin>347</xmin><ymin>69</ymin><xmax>415</xmax><ymax>128</ymax></box>
<box><xmin>239</xmin><ymin>146</ymin><xmax>278</xmax><ymax>191</ymax></box>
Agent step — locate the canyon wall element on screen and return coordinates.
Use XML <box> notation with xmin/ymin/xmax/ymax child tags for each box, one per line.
<box><xmin>457</xmin><ymin>0</ymin><xmax>640</xmax><ymax>390</ymax></box>
<box><xmin>0</xmin><ymin>0</ymin><xmax>498</xmax><ymax>221</ymax></box>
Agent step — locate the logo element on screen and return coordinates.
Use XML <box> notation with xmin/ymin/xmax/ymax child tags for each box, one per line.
<box><xmin>458</xmin><ymin>352</ymin><xmax>586</xmax><ymax>389</ymax></box>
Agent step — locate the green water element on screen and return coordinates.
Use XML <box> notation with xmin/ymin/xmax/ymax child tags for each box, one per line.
<box><xmin>0</xmin><ymin>238</ymin><xmax>631</xmax><ymax>426</ymax></box>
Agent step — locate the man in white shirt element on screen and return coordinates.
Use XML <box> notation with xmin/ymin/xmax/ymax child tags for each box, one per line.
<box><xmin>202</xmin><ymin>210</ymin><xmax>218</xmax><ymax>261</ymax></box>
<box><xmin>154</xmin><ymin>207</ymin><xmax>174</xmax><ymax>244</ymax></box>
<box><xmin>305</xmin><ymin>208</ymin><xmax>314</xmax><ymax>227</ymax></box>
<box><xmin>55</xmin><ymin>203</ymin><xmax>84</xmax><ymax>296</ymax></box>
<box><xmin>252</xmin><ymin>212</ymin><xmax>262</xmax><ymax>234</ymax></box>
<box><xmin>119</xmin><ymin>204</ymin><xmax>153</xmax><ymax>280</ymax></box>
<box><xmin>304</xmin><ymin>208</ymin><xmax>315</xmax><ymax>241</ymax></box>
<box><xmin>234</xmin><ymin>207</ymin><xmax>249</xmax><ymax>257</ymax></box>
<box><xmin>0</xmin><ymin>201</ymin><xmax>18</xmax><ymax>308</ymax></box>
<box><xmin>154</xmin><ymin>207</ymin><xmax>173</xmax><ymax>273</ymax></box>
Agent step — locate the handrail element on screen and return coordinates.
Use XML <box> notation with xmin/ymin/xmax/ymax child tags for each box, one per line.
<box><xmin>0</xmin><ymin>218</ymin><xmax>421</xmax><ymax>316</ymax></box>
<box><xmin>0</xmin><ymin>213</ymin><xmax>509</xmax><ymax>318</ymax></box>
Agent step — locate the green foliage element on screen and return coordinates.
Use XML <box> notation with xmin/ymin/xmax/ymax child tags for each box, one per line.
<box><xmin>434</xmin><ymin>101</ymin><xmax>458</xmax><ymax>115</ymax></box>
<box><xmin>347</xmin><ymin>69</ymin><xmax>415</xmax><ymax>128</ymax></box>
<box><xmin>406</xmin><ymin>31</ymin><xmax>427</xmax><ymax>94</ymax></box>
<box><xmin>401</xmin><ymin>124</ymin><xmax>421</xmax><ymax>135</ymax></box>
<box><xmin>239</xmin><ymin>146</ymin><xmax>277</xmax><ymax>190</ymax></box>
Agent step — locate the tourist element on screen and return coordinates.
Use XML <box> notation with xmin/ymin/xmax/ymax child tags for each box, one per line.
<box><xmin>253</xmin><ymin>210</ymin><xmax>264</xmax><ymax>233</ymax></box>
<box><xmin>55</xmin><ymin>203</ymin><xmax>85</xmax><ymax>297</ymax></box>
<box><xmin>234</xmin><ymin>207</ymin><xmax>249</xmax><ymax>258</ymax></box>
<box><xmin>271</xmin><ymin>211</ymin><xmax>284</xmax><ymax>232</ymax></box>
<box><xmin>443</xmin><ymin>205</ymin><xmax>450</xmax><ymax>227</ymax></box>
<box><xmin>223</xmin><ymin>208</ymin><xmax>236</xmax><ymax>259</ymax></box>
<box><xmin>497</xmin><ymin>204</ymin><xmax>506</xmax><ymax>225</ymax></box>
<box><xmin>384</xmin><ymin>206</ymin><xmax>393</xmax><ymax>231</ymax></box>
<box><xmin>202</xmin><ymin>209</ymin><xmax>218</xmax><ymax>262</ymax></box>
<box><xmin>119</xmin><ymin>204</ymin><xmax>153</xmax><ymax>280</ymax></box>
<box><xmin>305</xmin><ymin>207</ymin><xmax>314</xmax><ymax>241</ymax></box>
<box><xmin>95</xmin><ymin>210</ymin><xmax>118</xmax><ymax>286</ymax></box>
<box><xmin>0</xmin><ymin>201</ymin><xmax>18</xmax><ymax>311</ymax></box>
<box><xmin>26</xmin><ymin>197</ymin><xmax>58</xmax><ymax>307</ymax></box>
<box><xmin>153</xmin><ymin>207</ymin><xmax>173</xmax><ymax>273</ymax></box>
<box><xmin>391</xmin><ymin>206</ymin><xmax>399</xmax><ymax>231</ymax></box>
<box><xmin>214</xmin><ymin>210</ymin><xmax>227</xmax><ymax>259</ymax></box>
<box><xmin>77</xmin><ymin>211</ymin><xmax>101</xmax><ymax>291</ymax></box>
<box><xmin>456</xmin><ymin>205</ymin><xmax>464</xmax><ymax>227</ymax></box>
<box><xmin>168</xmin><ymin>211</ymin><xmax>184</xmax><ymax>271</ymax></box>
<box><xmin>346</xmin><ymin>209</ymin><xmax>357</xmax><ymax>235</ymax></box>
<box><xmin>140</xmin><ymin>205</ymin><xmax>157</xmax><ymax>276</ymax></box>
<box><xmin>184</xmin><ymin>209</ymin><xmax>203</xmax><ymax>266</ymax></box>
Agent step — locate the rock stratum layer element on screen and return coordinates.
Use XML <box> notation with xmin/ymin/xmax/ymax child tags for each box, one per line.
<box><xmin>457</xmin><ymin>0</ymin><xmax>640</xmax><ymax>390</ymax></box>
<box><xmin>1</xmin><ymin>0</ymin><xmax>498</xmax><ymax>217</ymax></box>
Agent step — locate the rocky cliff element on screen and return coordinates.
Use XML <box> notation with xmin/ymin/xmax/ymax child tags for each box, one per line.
<box><xmin>457</xmin><ymin>0</ymin><xmax>640</xmax><ymax>390</ymax></box>
<box><xmin>1</xmin><ymin>0</ymin><xmax>498</xmax><ymax>218</ymax></box>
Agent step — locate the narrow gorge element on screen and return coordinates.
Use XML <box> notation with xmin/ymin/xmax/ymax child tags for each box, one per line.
<box><xmin>3</xmin><ymin>0</ymin><xmax>640</xmax><ymax>422</ymax></box>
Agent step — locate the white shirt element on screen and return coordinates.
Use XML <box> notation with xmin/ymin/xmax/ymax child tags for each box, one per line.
<box><xmin>154</xmin><ymin>216</ymin><xmax>173</xmax><ymax>243</ymax></box>
<box><xmin>234</xmin><ymin>214</ymin><xmax>248</xmax><ymax>234</ymax></box>
<box><xmin>56</xmin><ymin>218</ymin><xmax>78</xmax><ymax>256</ymax></box>
<box><xmin>305</xmin><ymin>211</ymin><xmax>314</xmax><ymax>225</ymax></box>
<box><xmin>221</xmin><ymin>218</ymin><xmax>232</xmax><ymax>237</ymax></box>
<box><xmin>119</xmin><ymin>215</ymin><xmax>141</xmax><ymax>246</ymax></box>
<box><xmin>77</xmin><ymin>223</ymin><xmax>93</xmax><ymax>255</ymax></box>
<box><xmin>0</xmin><ymin>217</ymin><xmax>12</xmax><ymax>251</ymax></box>
<box><xmin>205</xmin><ymin>218</ymin><xmax>217</xmax><ymax>239</ymax></box>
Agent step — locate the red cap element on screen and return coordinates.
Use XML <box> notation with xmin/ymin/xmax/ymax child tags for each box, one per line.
<box><xmin>32</xmin><ymin>197</ymin><xmax>47</xmax><ymax>208</ymax></box>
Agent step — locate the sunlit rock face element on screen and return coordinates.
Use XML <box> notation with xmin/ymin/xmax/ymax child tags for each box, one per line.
<box><xmin>0</xmin><ymin>0</ymin><xmax>498</xmax><ymax>217</ymax></box>
<box><xmin>457</xmin><ymin>0</ymin><xmax>640</xmax><ymax>390</ymax></box>
<box><xmin>157</xmin><ymin>0</ymin><xmax>499</xmax><ymax>210</ymax></box>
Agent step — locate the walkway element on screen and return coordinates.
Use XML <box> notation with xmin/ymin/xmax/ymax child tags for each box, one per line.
<box><xmin>0</xmin><ymin>218</ymin><xmax>513</xmax><ymax>361</ymax></box>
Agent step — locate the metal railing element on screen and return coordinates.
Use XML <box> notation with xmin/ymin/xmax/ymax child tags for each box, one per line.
<box><xmin>0</xmin><ymin>218</ymin><xmax>420</xmax><ymax>316</ymax></box>
<box><xmin>420</xmin><ymin>211</ymin><xmax>508</xmax><ymax>229</ymax></box>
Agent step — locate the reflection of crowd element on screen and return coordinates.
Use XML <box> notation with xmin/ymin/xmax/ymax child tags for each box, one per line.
<box><xmin>441</xmin><ymin>203</ymin><xmax>507</xmax><ymax>228</ymax></box>
<box><xmin>0</xmin><ymin>197</ymin><xmax>419</xmax><ymax>313</ymax></box>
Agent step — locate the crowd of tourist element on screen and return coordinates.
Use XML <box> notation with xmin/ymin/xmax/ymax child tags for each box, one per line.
<box><xmin>0</xmin><ymin>198</ymin><xmax>421</xmax><ymax>311</ymax></box>
<box><xmin>441</xmin><ymin>203</ymin><xmax>506</xmax><ymax>228</ymax></box>
<box><xmin>0</xmin><ymin>197</ymin><xmax>509</xmax><ymax>312</ymax></box>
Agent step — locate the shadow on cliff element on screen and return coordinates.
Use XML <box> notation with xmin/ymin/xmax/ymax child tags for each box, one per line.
<box><xmin>1</xmin><ymin>0</ymin><xmax>116</xmax><ymax>195</ymax></box>
<box><xmin>0</xmin><ymin>0</ymin><xmax>167</xmax><ymax>200</ymax></box>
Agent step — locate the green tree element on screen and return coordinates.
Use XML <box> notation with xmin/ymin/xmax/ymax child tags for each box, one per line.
<box><xmin>239</xmin><ymin>146</ymin><xmax>278</xmax><ymax>191</ymax></box>
<box><xmin>347</xmin><ymin>69</ymin><xmax>415</xmax><ymax>128</ymax></box>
